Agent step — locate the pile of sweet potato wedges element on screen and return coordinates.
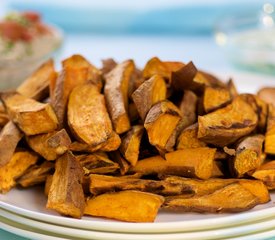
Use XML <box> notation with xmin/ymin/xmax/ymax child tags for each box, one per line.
<box><xmin>0</xmin><ymin>55</ymin><xmax>275</xmax><ymax>222</ymax></box>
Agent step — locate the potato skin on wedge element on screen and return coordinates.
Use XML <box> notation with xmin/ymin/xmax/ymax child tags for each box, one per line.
<box><xmin>46</xmin><ymin>151</ymin><xmax>85</xmax><ymax>218</ymax></box>
<box><xmin>198</xmin><ymin>97</ymin><xmax>258</xmax><ymax>147</ymax></box>
<box><xmin>163</xmin><ymin>183</ymin><xmax>259</xmax><ymax>213</ymax></box>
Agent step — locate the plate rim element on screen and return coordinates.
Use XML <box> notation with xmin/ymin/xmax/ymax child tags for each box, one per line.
<box><xmin>1</xmin><ymin>199</ymin><xmax>275</xmax><ymax>234</ymax></box>
<box><xmin>2</xmin><ymin>207</ymin><xmax>275</xmax><ymax>240</ymax></box>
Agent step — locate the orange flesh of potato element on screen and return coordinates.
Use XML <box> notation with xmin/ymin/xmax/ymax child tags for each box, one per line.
<box><xmin>104</xmin><ymin>60</ymin><xmax>134</xmax><ymax>134</ymax></box>
<box><xmin>46</xmin><ymin>151</ymin><xmax>85</xmax><ymax>218</ymax></box>
<box><xmin>165</xmin><ymin>147</ymin><xmax>216</xmax><ymax>179</ymax></box>
<box><xmin>198</xmin><ymin>97</ymin><xmax>258</xmax><ymax>147</ymax></box>
<box><xmin>0</xmin><ymin>121</ymin><xmax>23</xmax><ymax>167</ymax></box>
<box><xmin>68</xmin><ymin>83</ymin><xmax>113</xmax><ymax>146</ymax></box>
<box><xmin>85</xmin><ymin>190</ymin><xmax>164</xmax><ymax>222</ymax></box>
<box><xmin>120</xmin><ymin>125</ymin><xmax>144</xmax><ymax>166</ymax></box>
<box><xmin>144</xmin><ymin>100</ymin><xmax>182</xmax><ymax>152</ymax></box>
<box><xmin>27</xmin><ymin>129</ymin><xmax>71</xmax><ymax>161</ymax></box>
<box><xmin>1</xmin><ymin>92</ymin><xmax>58</xmax><ymax>135</ymax></box>
<box><xmin>163</xmin><ymin>183</ymin><xmax>259</xmax><ymax>213</ymax></box>
<box><xmin>0</xmin><ymin>150</ymin><xmax>38</xmax><ymax>193</ymax></box>
<box><xmin>132</xmin><ymin>75</ymin><xmax>167</xmax><ymax>120</ymax></box>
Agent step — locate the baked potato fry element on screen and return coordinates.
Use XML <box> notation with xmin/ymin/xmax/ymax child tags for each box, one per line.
<box><xmin>257</xmin><ymin>87</ymin><xmax>275</xmax><ymax>106</ymax></box>
<box><xmin>203</xmin><ymin>86</ymin><xmax>231</xmax><ymax>113</ymax></box>
<box><xmin>104</xmin><ymin>60</ymin><xmax>134</xmax><ymax>134</ymax></box>
<box><xmin>85</xmin><ymin>190</ymin><xmax>164</xmax><ymax>222</ymax></box>
<box><xmin>163</xmin><ymin>183</ymin><xmax>259</xmax><ymax>213</ymax></box>
<box><xmin>120</xmin><ymin>125</ymin><xmax>144</xmax><ymax>166</ymax></box>
<box><xmin>232</xmin><ymin>134</ymin><xmax>264</xmax><ymax>177</ymax></box>
<box><xmin>251</xmin><ymin>161</ymin><xmax>275</xmax><ymax>189</ymax></box>
<box><xmin>144</xmin><ymin>100</ymin><xmax>182</xmax><ymax>152</ymax></box>
<box><xmin>0</xmin><ymin>150</ymin><xmax>38</xmax><ymax>193</ymax></box>
<box><xmin>198</xmin><ymin>97</ymin><xmax>258</xmax><ymax>147</ymax></box>
<box><xmin>265</xmin><ymin>104</ymin><xmax>275</xmax><ymax>155</ymax></box>
<box><xmin>130</xmin><ymin>155</ymin><xmax>167</xmax><ymax>175</ymax></box>
<box><xmin>76</xmin><ymin>152</ymin><xmax>119</xmax><ymax>175</ymax></box>
<box><xmin>17</xmin><ymin>59</ymin><xmax>56</xmax><ymax>101</ymax></box>
<box><xmin>176</xmin><ymin>123</ymin><xmax>207</xmax><ymax>150</ymax></box>
<box><xmin>27</xmin><ymin>129</ymin><xmax>71</xmax><ymax>161</ymax></box>
<box><xmin>47</xmin><ymin>151</ymin><xmax>85</xmax><ymax>218</ymax></box>
<box><xmin>165</xmin><ymin>147</ymin><xmax>216</xmax><ymax>179</ymax></box>
<box><xmin>89</xmin><ymin>174</ymin><xmax>192</xmax><ymax>196</ymax></box>
<box><xmin>0</xmin><ymin>121</ymin><xmax>23</xmax><ymax>167</ymax></box>
<box><xmin>163</xmin><ymin>176</ymin><xmax>269</xmax><ymax>203</ymax></box>
<box><xmin>17</xmin><ymin>161</ymin><xmax>54</xmax><ymax>188</ymax></box>
<box><xmin>132</xmin><ymin>75</ymin><xmax>166</xmax><ymax>120</ymax></box>
<box><xmin>68</xmin><ymin>83</ymin><xmax>113</xmax><ymax>146</ymax></box>
<box><xmin>1</xmin><ymin>92</ymin><xmax>58</xmax><ymax>135</ymax></box>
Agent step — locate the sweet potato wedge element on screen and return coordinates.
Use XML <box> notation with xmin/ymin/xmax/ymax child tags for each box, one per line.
<box><xmin>144</xmin><ymin>100</ymin><xmax>182</xmax><ymax>152</ymax></box>
<box><xmin>130</xmin><ymin>155</ymin><xmax>167</xmax><ymax>175</ymax></box>
<box><xmin>17</xmin><ymin>161</ymin><xmax>54</xmax><ymax>188</ymax></box>
<box><xmin>0</xmin><ymin>121</ymin><xmax>23</xmax><ymax>167</ymax></box>
<box><xmin>17</xmin><ymin>59</ymin><xmax>56</xmax><ymax>101</ymax></box>
<box><xmin>51</xmin><ymin>55</ymin><xmax>93</xmax><ymax>128</ymax></box>
<box><xmin>240</xmin><ymin>94</ymin><xmax>268</xmax><ymax>132</ymax></box>
<box><xmin>101</xmin><ymin>58</ymin><xmax>117</xmax><ymax>75</ymax></box>
<box><xmin>251</xmin><ymin>161</ymin><xmax>275</xmax><ymax>189</ymax></box>
<box><xmin>46</xmin><ymin>151</ymin><xmax>85</xmax><ymax>218</ymax></box>
<box><xmin>142</xmin><ymin>57</ymin><xmax>172</xmax><ymax>81</ymax></box>
<box><xmin>232</xmin><ymin>134</ymin><xmax>264</xmax><ymax>177</ymax></box>
<box><xmin>198</xmin><ymin>97</ymin><xmax>258</xmax><ymax>147</ymax></box>
<box><xmin>85</xmin><ymin>190</ymin><xmax>164</xmax><ymax>222</ymax></box>
<box><xmin>26</xmin><ymin>129</ymin><xmax>71</xmax><ymax>161</ymax></box>
<box><xmin>0</xmin><ymin>150</ymin><xmax>38</xmax><ymax>193</ymax></box>
<box><xmin>128</xmin><ymin>67</ymin><xmax>143</xmax><ymax>98</ymax></box>
<box><xmin>69</xmin><ymin>131</ymin><xmax>121</xmax><ymax>153</ymax></box>
<box><xmin>109</xmin><ymin>150</ymin><xmax>130</xmax><ymax>175</ymax></box>
<box><xmin>132</xmin><ymin>75</ymin><xmax>166</xmax><ymax>120</ymax></box>
<box><xmin>265</xmin><ymin>104</ymin><xmax>275</xmax><ymax>155</ymax></box>
<box><xmin>163</xmin><ymin>176</ymin><xmax>270</xmax><ymax>203</ymax></box>
<box><xmin>203</xmin><ymin>86</ymin><xmax>231</xmax><ymax>113</ymax></box>
<box><xmin>1</xmin><ymin>92</ymin><xmax>58</xmax><ymax>135</ymax></box>
<box><xmin>227</xmin><ymin>79</ymin><xmax>238</xmax><ymax>98</ymax></box>
<box><xmin>62</xmin><ymin>54</ymin><xmax>102</xmax><ymax>91</ymax></box>
<box><xmin>257</xmin><ymin>87</ymin><xmax>275</xmax><ymax>106</ymax></box>
<box><xmin>120</xmin><ymin>125</ymin><xmax>144</xmax><ymax>166</ymax></box>
<box><xmin>0</xmin><ymin>112</ymin><xmax>9</xmax><ymax>127</ymax></box>
<box><xmin>89</xmin><ymin>174</ymin><xmax>192</xmax><ymax>196</ymax></box>
<box><xmin>238</xmin><ymin>180</ymin><xmax>270</xmax><ymax>204</ymax></box>
<box><xmin>164</xmin><ymin>148</ymin><xmax>216</xmax><ymax>179</ymax></box>
<box><xmin>104</xmin><ymin>60</ymin><xmax>134</xmax><ymax>134</ymax></box>
<box><xmin>178</xmin><ymin>90</ymin><xmax>197</xmax><ymax>127</ymax></box>
<box><xmin>162</xmin><ymin>176</ymin><xmax>234</xmax><ymax>196</ymax></box>
<box><xmin>176</xmin><ymin>123</ymin><xmax>207</xmax><ymax>150</ymax></box>
<box><xmin>171</xmin><ymin>61</ymin><xmax>198</xmax><ymax>91</ymax></box>
<box><xmin>163</xmin><ymin>183</ymin><xmax>259</xmax><ymax>213</ymax></box>
<box><xmin>68</xmin><ymin>83</ymin><xmax>113</xmax><ymax>146</ymax></box>
<box><xmin>76</xmin><ymin>152</ymin><xmax>119</xmax><ymax>175</ymax></box>
<box><xmin>44</xmin><ymin>175</ymin><xmax>53</xmax><ymax>197</ymax></box>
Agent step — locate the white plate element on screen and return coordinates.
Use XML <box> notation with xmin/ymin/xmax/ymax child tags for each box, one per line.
<box><xmin>0</xmin><ymin>217</ymin><xmax>66</xmax><ymax>240</ymax></box>
<box><xmin>1</xmin><ymin>208</ymin><xmax>275</xmax><ymax>240</ymax></box>
<box><xmin>0</xmin><ymin>72</ymin><xmax>275</xmax><ymax>235</ymax></box>
<box><xmin>2</xmin><ymin>186</ymin><xmax>275</xmax><ymax>234</ymax></box>
<box><xmin>228</xmin><ymin>229</ymin><xmax>275</xmax><ymax>240</ymax></box>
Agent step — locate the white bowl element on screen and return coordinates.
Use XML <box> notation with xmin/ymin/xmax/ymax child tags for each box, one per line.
<box><xmin>0</xmin><ymin>23</ymin><xmax>63</xmax><ymax>90</ymax></box>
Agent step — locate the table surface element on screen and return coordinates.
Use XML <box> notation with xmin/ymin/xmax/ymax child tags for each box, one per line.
<box><xmin>0</xmin><ymin>33</ymin><xmax>274</xmax><ymax>240</ymax></box>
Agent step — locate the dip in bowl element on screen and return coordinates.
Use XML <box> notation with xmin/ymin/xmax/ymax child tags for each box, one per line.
<box><xmin>0</xmin><ymin>11</ymin><xmax>63</xmax><ymax>90</ymax></box>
